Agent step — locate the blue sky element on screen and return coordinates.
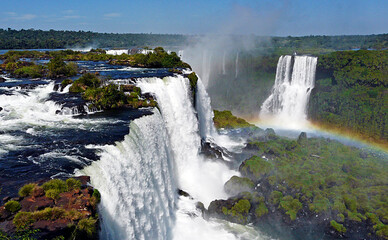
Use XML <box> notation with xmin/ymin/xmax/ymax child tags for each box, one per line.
<box><xmin>1</xmin><ymin>0</ymin><xmax>387</xmax><ymax>36</ymax></box>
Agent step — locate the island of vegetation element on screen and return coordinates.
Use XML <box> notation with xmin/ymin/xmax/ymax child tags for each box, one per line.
<box><xmin>203</xmin><ymin>119</ymin><xmax>388</xmax><ymax>239</ymax></box>
<box><xmin>0</xmin><ymin>177</ymin><xmax>100</xmax><ymax>240</ymax></box>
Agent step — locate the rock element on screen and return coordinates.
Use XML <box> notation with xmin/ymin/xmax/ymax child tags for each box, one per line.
<box><xmin>0</xmin><ymin>77</ymin><xmax>5</xmax><ymax>83</ymax></box>
<box><xmin>75</xmin><ymin>176</ymin><xmax>90</xmax><ymax>186</ymax></box>
<box><xmin>200</xmin><ymin>139</ymin><xmax>230</xmax><ymax>160</ymax></box>
<box><xmin>297</xmin><ymin>132</ymin><xmax>307</xmax><ymax>144</ymax></box>
<box><xmin>20</xmin><ymin>196</ymin><xmax>54</xmax><ymax>211</ymax></box>
<box><xmin>2</xmin><ymin>196</ymin><xmax>10</xmax><ymax>203</ymax></box>
<box><xmin>265</xmin><ymin>128</ymin><xmax>278</xmax><ymax>140</ymax></box>
<box><xmin>53</xmin><ymin>84</ymin><xmax>60</xmax><ymax>91</ymax></box>
<box><xmin>177</xmin><ymin>189</ymin><xmax>191</xmax><ymax>198</ymax></box>
<box><xmin>0</xmin><ymin>107</ymin><xmax>3</xmax><ymax>112</ymax></box>
<box><xmin>224</xmin><ymin>176</ymin><xmax>255</xmax><ymax>196</ymax></box>
<box><xmin>196</xmin><ymin>202</ymin><xmax>206</xmax><ymax>214</ymax></box>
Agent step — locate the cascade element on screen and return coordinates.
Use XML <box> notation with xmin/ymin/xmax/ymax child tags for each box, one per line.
<box><xmin>260</xmin><ymin>55</ymin><xmax>317</xmax><ymax>128</ymax></box>
<box><xmin>82</xmin><ymin>111</ymin><xmax>177</xmax><ymax>240</ymax></box>
<box><xmin>106</xmin><ymin>49</ymin><xmax>129</xmax><ymax>55</ymax></box>
<box><xmin>196</xmin><ymin>78</ymin><xmax>217</xmax><ymax>140</ymax></box>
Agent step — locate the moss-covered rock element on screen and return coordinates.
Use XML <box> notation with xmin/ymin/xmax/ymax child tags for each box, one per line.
<box><xmin>213</xmin><ymin>110</ymin><xmax>255</xmax><ymax>129</ymax></box>
<box><xmin>224</xmin><ymin>176</ymin><xmax>255</xmax><ymax>196</ymax></box>
<box><xmin>330</xmin><ymin>220</ymin><xmax>346</xmax><ymax>234</ymax></box>
<box><xmin>239</xmin><ymin>156</ymin><xmax>273</xmax><ymax>181</ymax></box>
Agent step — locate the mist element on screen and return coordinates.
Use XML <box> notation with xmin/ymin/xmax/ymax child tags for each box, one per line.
<box><xmin>180</xmin><ymin>4</ymin><xmax>286</xmax><ymax>118</ymax></box>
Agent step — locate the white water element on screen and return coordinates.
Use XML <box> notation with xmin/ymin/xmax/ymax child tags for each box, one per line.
<box><xmin>79</xmin><ymin>75</ymin><xmax>268</xmax><ymax>239</ymax></box>
<box><xmin>106</xmin><ymin>49</ymin><xmax>129</xmax><ymax>55</ymax></box>
<box><xmin>81</xmin><ymin>111</ymin><xmax>177</xmax><ymax>240</ymax></box>
<box><xmin>260</xmin><ymin>55</ymin><xmax>317</xmax><ymax>129</ymax></box>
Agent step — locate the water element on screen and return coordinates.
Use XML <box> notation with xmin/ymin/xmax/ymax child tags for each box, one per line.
<box><xmin>260</xmin><ymin>55</ymin><xmax>317</xmax><ymax>129</ymax></box>
<box><xmin>81</xmin><ymin>111</ymin><xmax>176</xmax><ymax>240</ymax></box>
<box><xmin>0</xmin><ymin>57</ymin><xmax>270</xmax><ymax>239</ymax></box>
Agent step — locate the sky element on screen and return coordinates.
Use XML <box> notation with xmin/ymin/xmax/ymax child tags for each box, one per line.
<box><xmin>1</xmin><ymin>0</ymin><xmax>387</xmax><ymax>36</ymax></box>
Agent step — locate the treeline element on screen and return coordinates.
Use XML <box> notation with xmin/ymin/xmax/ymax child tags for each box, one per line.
<box><xmin>309</xmin><ymin>50</ymin><xmax>387</xmax><ymax>145</ymax></box>
<box><xmin>0</xmin><ymin>29</ymin><xmax>188</xmax><ymax>49</ymax></box>
<box><xmin>271</xmin><ymin>34</ymin><xmax>388</xmax><ymax>51</ymax></box>
<box><xmin>0</xmin><ymin>28</ymin><xmax>387</xmax><ymax>50</ymax></box>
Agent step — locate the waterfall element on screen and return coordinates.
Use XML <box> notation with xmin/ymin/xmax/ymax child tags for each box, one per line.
<box><xmin>235</xmin><ymin>52</ymin><xmax>239</xmax><ymax>79</ymax></box>
<box><xmin>196</xmin><ymin>78</ymin><xmax>217</xmax><ymax>140</ymax></box>
<box><xmin>106</xmin><ymin>49</ymin><xmax>129</xmax><ymax>55</ymax></box>
<box><xmin>260</xmin><ymin>55</ymin><xmax>318</xmax><ymax>128</ymax></box>
<box><xmin>81</xmin><ymin>110</ymin><xmax>177</xmax><ymax>240</ymax></box>
<box><xmin>137</xmin><ymin>75</ymin><xmax>239</xmax><ymax>239</ymax></box>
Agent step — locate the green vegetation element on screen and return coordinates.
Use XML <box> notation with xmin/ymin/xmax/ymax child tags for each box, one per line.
<box><xmin>309</xmin><ymin>50</ymin><xmax>388</xmax><ymax>146</ymax></box>
<box><xmin>92</xmin><ymin>189</ymin><xmax>101</xmax><ymax>204</ymax></box>
<box><xmin>4</xmin><ymin>201</ymin><xmax>21</xmax><ymax>213</ymax></box>
<box><xmin>42</xmin><ymin>179</ymin><xmax>68</xmax><ymax>193</ymax></box>
<box><xmin>76</xmin><ymin>217</ymin><xmax>97</xmax><ymax>237</ymax></box>
<box><xmin>109</xmin><ymin>47</ymin><xmax>190</xmax><ymax>68</ymax></box>
<box><xmin>222</xmin><ymin>199</ymin><xmax>251</xmax><ymax>224</ymax></box>
<box><xmin>69</xmin><ymin>73</ymin><xmax>157</xmax><ymax>110</ymax></box>
<box><xmin>61</xmin><ymin>79</ymin><xmax>73</xmax><ymax>88</ymax></box>
<box><xmin>239</xmin><ymin>156</ymin><xmax>273</xmax><ymax>181</ymax></box>
<box><xmin>66</xmin><ymin>178</ymin><xmax>81</xmax><ymax>191</ymax></box>
<box><xmin>13</xmin><ymin>64</ymin><xmax>45</xmax><ymax>78</ymax></box>
<box><xmin>213</xmin><ymin>110</ymin><xmax>256</xmax><ymax>129</ymax></box>
<box><xmin>0</xmin><ymin>28</ymin><xmax>188</xmax><ymax>49</ymax></box>
<box><xmin>69</xmin><ymin>73</ymin><xmax>101</xmax><ymax>93</ymax></box>
<box><xmin>255</xmin><ymin>200</ymin><xmax>269</xmax><ymax>218</ymax></box>
<box><xmin>279</xmin><ymin>195</ymin><xmax>303</xmax><ymax>221</ymax></box>
<box><xmin>47</xmin><ymin>56</ymin><xmax>77</xmax><ymax>78</ymax></box>
<box><xmin>330</xmin><ymin>220</ymin><xmax>347</xmax><ymax>234</ymax></box>
<box><xmin>224</xmin><ymin>176</ymin><xmax>255</xmax><ymax>196</ymax></box>
<box><xmin>236</xmin><ymin>135</ymin><xmax>388</xmax><ymax>237</ymax></box>
<box><xmin>18</xmin><ymin>183</ymin><xmax>37</xmax><ymax>197</ymax></box>
<box><xmin>187</xmin><ymin>72</ymin><xmax>198</xmax><ymax>100</ymax></box>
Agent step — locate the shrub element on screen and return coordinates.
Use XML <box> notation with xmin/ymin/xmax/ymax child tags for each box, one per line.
<box><xmin>4</xmin><ymin>200</ymin><xmax>21</xmax><ymax>213</ymax></box>
<box><xmin>45</xmin><ymin>189</ymin><xmax>60</xmax><ymax>200</ymax></box>
<box><xmin>47</xmin><ymin>56</ymin><xmax>77</xmax><ymax>78</ymax></box>
<box><xmin>66</xmin><ymin>178</ymin><xmax>81</xmax><ymax>191</ymax></box>
<box><xmin>77</xmin><ymin>217</ymin><xmax>97</xmax><ymax>236</ymax></box>
<box><xmin>19</xmin><ymin>183</ymin><xmax>37</xmax><ymax>197</ymax></box>
<box><xmin>280</xmin><ymin>195</ymin><xmax>302</xmax><ymax>221</ymax></box>
<box><xmin>42</xmin><ymin>179</ymin><xmax>68</xmax><ymax>193</ymax></box>
<box><xmin>92</xmin><ymin>189</ymin><xmax>101</xmax><ymax>203</ymax></box>
<box><xmin>13</xmin><ymin>212</ymin><xmax>34</xmax><ymax>230</ymax></box>
<box><xmin>32</xmin><ymin>207</ymin><xmax>65</xmax><ymax>220</ymax></box>
<box><xmin>69</xmin><ymin>73</ymin><xmax>101</xmax><ymax>93</ymax></box>
<box><xmin>61</xmin><ymin>79</ymin><xmax>73</xmax><ymax>88</ymax></box>
<box><xmin>255</xmin><ymin>201</ymin><xmax>269</xmax><ymax>218</ymax></box>
<box><xmin>330</xmin><ymin>220</ymin><xmax>346</xmax><ymax>234</ymax></box>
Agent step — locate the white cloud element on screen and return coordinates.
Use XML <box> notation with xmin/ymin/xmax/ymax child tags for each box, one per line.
<box><xmin>18</xmin><ymin>14</ymin><xmax>37</xmax><ymax>20</ymax></box>
<box><xmin>4</xmin><ymin>12</ymin><xmax>17</xmax><ymax>16</ymax></box>
<box><xmin>63</xmin><ymin>15</ymin><xmax>81</xmax><ymax>19</ymax></box>
<box><xmin>62</xmin><ymin>10</ymin><xmax>75</xmax><ymax>14</ymax></box>
<box><xmin>103</xmin><ymin>12</ymin><xmax>121</xmax><ymax>18</ymax></box>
